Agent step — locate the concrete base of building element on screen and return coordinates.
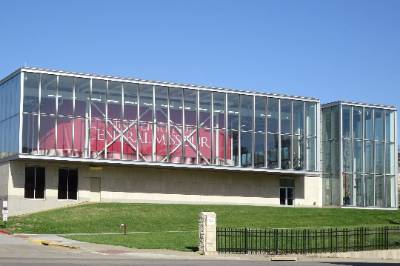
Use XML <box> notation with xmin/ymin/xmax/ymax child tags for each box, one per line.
<box><xmin>0</xmin><ymin>159</ymin><xmax>322</xmax><ymax>216</ymax></box>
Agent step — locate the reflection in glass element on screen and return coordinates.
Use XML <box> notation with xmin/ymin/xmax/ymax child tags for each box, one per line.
<box><xmin>385</xmin><ymin>111</ymin><xmax>395</xmax><ymax>142</ymax></box>
<box><xmin>22</xmin><ymin>114</ymin><xmax>38</xmax><ymax>154</ymax></box>
<box><xmin>75</xmin><ymin>78</ymin><xmax>90</xmax><ymax>118</ymax></box>
<box><xmin>342</xmin><ymin>106</ymin><xmax>351</xmax><ymax>138</ymax></box>
<box><xmin>343</xmin><ymin>139</ymin><xmax>352</xmax><ymax>172</ymax></box>
<box><xmin>280</xmin><ymin>99</ymin><xmax>291</xmax><ymax>134</ymax></box>
<box><xmin>107</xmin><ymin>81</ymin><xmax>122</xmax><ymax>120</ymax></box>
<box><xmin>354</xmin><ymin>140</ymin><xmax>362</xmax><ymax>172</ymax></box>
<box><xmin>254</xmin><ymin>133</ymin><xmax>265</xmax><ymax>168</ymax></box>
<box><xmin>267</xmin><ymin>133</ymin><xmax>278</xmax><ymax>168</ymax></box>
<box><xmin>240</xmin><ymin>95</ymin><xmax>253</xmax><ymax>131</ymax></box>
<box><xmin>293</xmin><ymin>101</ymin><xmax>304</xmax><ymax>135</ymax></box>
<box><xmin>227</xmin><ymin>94</ymin><xmax>239</xmax><ymax>166</ymax></box>
<box><xmin>343</xmin><ymin>173</ymin><xmax>353</xmax><ymax>205</ymax></box>
<box><xmin>139</xmin><ymin>84</ymin><xmax>153</xmax><ymax>122</ymax></box>
<box><xmin>293</xmin><ymin>135</ymin><xmax>304</xmax><ymax>170</ymax></box>
<box><xmin>374</xmin><ymin>110</ymin><xmax>384</xmax><ymax>141</ymax></box>
<box><xmin>58</xmin><ymin>76</ymin><xmax>74</xmax><ymax>116</ymax></box>
<box><xmin>281</xmin><ymin>135</ymin><xmax>291</xmax><ymax>169</ymax></box>
<box><xmin>267</xmin><ymin>98</ymin><xmax>279</xmax><ymax>133</ymax></box>
<box><xmin>365</xmin><ymin>174</ymin><xmax>374</xmax><ymax>206</ymax></box>
<box><xmin>364</xmin><ymin>141</ymin><xmax>373</xmax><ymax>173</ymax></box>
<box><xmin>365</xmin><ymin>108</ymin><xmax>373</xmax><ymax>139</ymax></box>
<box><xmin>123</xmin><ymin>83</ymin><xmax>138</xmax><ymax>121</ymax></box>
<box><xmin>23</xmin><ymin>73</ymin><xmax>40</xmax><ymax>113</ymax></box>
<box><xmin>255</xmin><ymin>97</ymin><xmax>265</xmax><ymax>132</ymax></box>
<box><xmin>375</xmin><ymin>142</ymin><xmax>384</xmax><ymax>174</ymax></box>
<box><xmin>91</xmin><ymin>79</ymin><xmax>107</xmax><ymax>119</ymax></box>
<box><xmin>353</xmin><ymin>107</ymin><xmax>362</xmax><ymax>139</ymax></box>
<box><xmin>40</xmin><ymin>74</ymin><xmax>57</xmax><ymax>115</ymax></box>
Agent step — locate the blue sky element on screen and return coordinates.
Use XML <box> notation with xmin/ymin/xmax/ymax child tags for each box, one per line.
<box><xmin>0</xmin><ymin>0</ymin><xmax>399</xmax><ymax>107</ymax></box>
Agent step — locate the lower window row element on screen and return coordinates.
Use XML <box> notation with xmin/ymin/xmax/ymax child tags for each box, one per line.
<box><xmin>24</xmin><ymin>166</ymin><xmax>78</xmax><ymax>200</ymax></box>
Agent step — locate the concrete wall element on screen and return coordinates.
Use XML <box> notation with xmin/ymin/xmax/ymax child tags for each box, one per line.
<box><xmin>7</xmin><ymin>159</ymin><xmax>322</xmax><ymax>216</ymax></box>
<box><xmin>0</xmin><ymin>162</ymin><xmax>10</xmax><ymax>209</ymax></box>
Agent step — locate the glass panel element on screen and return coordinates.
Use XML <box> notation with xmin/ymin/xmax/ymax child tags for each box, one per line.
<box><xmin>155</xmin><ymin>124</ymin><xmax>167</xmax><ymax>162</ymax></box>
<box><xmin>240</xmin><ymin>95</ymin><xmax>253</xmax><ymax>132</ymax></box>
<box><xmin>169</xmin><ymin>87</ymin><xmax>183</xmax><ymax>125</ymax></box>
<box><xmin>122</xmin><ymin>122</ymin><xmax>137</xmax><ymax>160</ymax></box>
<box><xmin>267</xmin><ymin>133</ymin><xmax>279</xmax><ymax>169</ymax></box>
<box><xmin>240</xmin><ymin>131</ymin><xmax>252</xmax><ymax>167</ymax></box>
<box><xmin>267</xmin><ymin>98</ymin><xmax>279</xmax><ymax>133</ymax></box>
<box><xmin>287</xmin><ymin>188</ymin><xmax>294</xmax><ymax>205</ymax></box>
<box><xmin>198</xmin><ymin>128</ymin><xmax>211</xmax><ymax>164</ymax></box>
<box><xmin>385</xmin><ymin>111</ymin><xmax>395</xmax><ymax>143</ymax></box>
<box><xmin>293</xmin><ymin>101</ymin><xmax>304</xmax><ymax>136</ymax></box>
<box><xmin>123</xmin><ymin>83</ymin><xmax>138</xmax><ymax>121</ymax></box>
<box><xmin>40</xmin><ymin>74</ymin><xmax>57</xmax><ymax>115</ymax></box>
<box><xmin>227</xmin><ymin>94</ymin><xmax>239</xmax><ymax>166</ymax></box>
<box><xmin>199</xmin><ymin>91</ymin><xmax>212</xmax><ymax>164</ymax></box>
<box><xmin>39</xmin><ymin>115</ymin><xmax>56</xmax><ymax>155</ymax></box>
<box><xmin>375</xmin><ymin>142</ymin><xmax>384</xmax><ymax>174</ymax></box>
<box><xmin>138</xmin><ymin>123</ymin><xmax>152</xmax><ymax>161</ymax></box>
<box><xmin>306</xmin><ymin>102</ymin><xmax>316</xmax><ymax>137</ymax></box>
<box><xmin>365</xmin><ymin>174</ymin><xmax>374</xmax><ymax>206</ymax></box>
<box><xmin>75</xmin><ymin>78</ymin><xmax>90</xmax><ymax>118</ymax></box>
<box><xmin>365</xmin><ymin>108</ymin><xmax>373</xmax><ymax>139</ymax></box>
<box><xmin>213</xmin><ymin>92</ymin><xmax>225</xmax><ymax>129</ymax></box>
<box><xmin>73</xmin><ymin>118</ymin><xmax>87</xmax><ymax>158</ymax></box>
<box><xmin>139</xmin><ymin>84</ymin><xmax>153</xmax><ymax>122</ymax></box>
<box><xmin>155</xmin><ymin>86</ymin><xmax>168</xmax><ymax>124</ymax></box>
<box><xmin>280</xmin><ymin>188</ymin><xmax>286</xmax><ymax>205</ymax></box>
<box><xmin>354</xmin><ymin>140</ymin><xmax>363</xmax><ymax>173</ymax></box>
<box><xmin>343</xmin><ymin>139</ymin><xmax>352</xmax><ymax>172</ymax></box>
<box><xmin>23</xmin><ymin>72</ymin><xmax>40</xmax><ymax>113</ymax></box>
<box><xmin>169</xmin><ymin>88</ymin><xmax>183</xmax><ymax>163</ymax></box>
<box><xmin>57</xmin><ymin>76</ymin><xmax>74</xmax><ymax>116</ymax></box>
<box><xmin>374</xmin><ymin>109</ymin><xmax>384</xmax><ymax>141</ymax></box>
<box><xmin>90</xmin><ymin>118</ymin><xmax>106</xmax><ymax>159</ymax></box>
<box><xmin>293</xmin><ymin>135</ymin><xmax>304</xmax><ymax>170</ymax></box>
<box><xmin>255</xmin><ymin>97</ymin><xmax>266</xmax><ymax>133</ymax></box>
<box><xmin>56</xmin><ymin>117</ymin><xmax>73</xmax><ymax>157</ymax></box>
<box><xmin>22</xmin><ymin>114</ymin><xmax>38</xmax><ymax>154</ymax></box>
<box><xmin>184</xmin><ymin>126</ymin><xmax>197</xmax><ymax>164</ymax></box>
<box><xmin>375</xmin><ymin>175</ymin><xmax>384</xmax><ymax>207</ymax></box>
<box><xmin>343</xmin><ymin>173</ymin><xmax>353</xmax><ymax>205</ymax></box>
<box><xmin>254</xmin><ymin>133</ymin><xmax>265</xmax><ymax>168</ymax></box>
<box><xmin>280</xmin><ymin>99</ymin><xmax>291</xmax><ymax>134</ymax></box>
<box><xmin>107</xmin><ymin>81</ymin><xmax>122</xmax><ymax>120</ymax></box>
<box><xmin>106</xmin><ymin>119</ymin><xmax>122</xmax><ymax>160</ymax></box>
<box><xmin>385</xmin><ymin>143</ymin><xmax>395</xmax><ymax>175</ymax></box>
<box><xmin>353</xmin><ymin>107</ymin><xmax>362</xmax><ymax>139</ymax></box>
<box><xmin>355</xmin><ymin>174</ymin><xmax>364</xmax><ymax>206</ymax></box>
<box><xmin>385</xmin><ymin>175</ymin><xmax>395</xmax><ymax>208</ymax></box>
<box><xmin>365</xmin><ymin>141</ymin><xmax>374</xmax><ymax>173</ymax></box>
<box><xmin>342</xmin><ymin>106</ymin><xmax>351</xmax><ymax>138</ymax></box>
<box><xmin>281</xmin><ymin>134</ymin><xmax>291</xmax><ymax>169</ymax></box>
<box><xmin>91</xmin><ymin>79</ymin><xmax>107</xmax><ymax>119</ymax></box>
<box><xmin>306</xmin><ymin>137</ymin><xmax>316</xmax><ymax>171</ymax></box>
<box><xmin>184</xmin><ymin>89</ymin><xmax>197</xmax><ymax>127</ymax></box>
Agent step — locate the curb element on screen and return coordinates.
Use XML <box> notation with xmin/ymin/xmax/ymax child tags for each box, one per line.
<box><xmin>31</xmin><ymin>239</ymin><xmax>79</xmax><ymax>250</ymax></box>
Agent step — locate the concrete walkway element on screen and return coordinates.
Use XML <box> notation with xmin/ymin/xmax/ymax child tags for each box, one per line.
<box><xmin>9</xmin><ymin>233</ymin><xmax>400</xmax><ymax>263</ymax></box>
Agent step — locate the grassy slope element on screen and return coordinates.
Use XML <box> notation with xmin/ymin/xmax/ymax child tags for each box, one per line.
<box><xmin>4</xmin><ymin>203</ymin><xmax>400</xmax><ymax>251</ymax></box>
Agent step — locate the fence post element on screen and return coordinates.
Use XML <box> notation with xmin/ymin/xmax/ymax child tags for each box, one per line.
<box><xmin>198</xmin><ymin>212</ymin><xmax>217</xmax><ymax>255</ymax></box>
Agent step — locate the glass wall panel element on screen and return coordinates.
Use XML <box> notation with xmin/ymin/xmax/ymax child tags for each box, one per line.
<box><xmin>385</xmin><ymin>111</ymin><xmax>395</xmax><ymax>143</ymax></box>
<box><xmin>267</xmin><ymin>133</ymin><xmax>278</xmax><ymax>169</ymax></box>
<box><xmin>364</xmin><ymin>141</ymin><xmax>374</xmax><ymax>173</ymax></box>
<box><xmin>293</xmin><ymin>135</ymin><xmax>304</xmax><ymax>170</ymax></box>
<box><xmin>199</xmin><ymin>91</ymin><xmax>212</xmax><ymax>164</ymax></box>
<box><xmin>23</xmin><ymin>72</ymin><xmax>40</xmax><ymax>113</ymax></box>
<box><xmin>138</xmin><ymin>84</ymin><xmax>153</xmax><ymax>122</ymax></box>
<box><xmin>365</xmin><ymin>174</ymin><xmax>374</xmax><ymax>206</ymax></box>
<box><xmin>138</xmin><ymin>123</ymin><xmax>152</xmax><ymax>161</ymax></box>
<box><xmin>343</xmin><ymin>173</ymin><xmax>353</xmax><ymax>205</ymax></box>
<box><xmin>375</xmin><ymin>175</ymin><xmax>384</xmax><ymax>207</ymax></box>
<box><xmin>227</xmin><ymin>94</ymin><xmax>239</xmax><ymax>166</ymax></box>
<box><xmin>267</xmin><ymin>98</ymin><xmax>279</xmax><ymax>133</ymax></box>
<box><xmin>123</xmin><ymin>83</ymin><xmax>138</xmax><ymax>121</ymax></box>
<box><xmin>107</xmin><ymin>81</ymin><xmax>122</xmax><ymax>120</ymax></box>
<box><xmin>293</xmin><ymin>101</ymin><xmax>304</xmax><ymax>136</ymax></box>
<box><xmin>254</xmin><ymin>133</ymin><xmax>265</xmax><ymax>168</ymax></box>
<box><xmin>56</xmin><ymin>117</ymin><xmax>73</xmax><ymax>156</ymax></box>
<box><xmin>184</xmin><ymin>89</ymin><xmax>197</xmax><ymax>164</ymax></box>
<box><xmin>385</xmin><ymin>175</ymin><xmax>395</xmax><ymax>207</ymax></box>
<box><xmin>385</xmin><ymin>143</ymin><xmax>395</xmax><ymax>175</ymax></box>
<box><xmin>122</xmin><ymin>122</ymin><xmax>137</xmax><ymax>160</ymax></box>
<box><xmin>342</xmin><ymin>106</ymin><xmax>351</xmax><ymax>138</ymax></box>
<box><xmin>343</xmin><ymin>139</ymin><xmax>352</xmax><ymax>172</ymax></box>
<box><xmin>22</xmin><ymin>114</ymin><xmax>38</xmax><ymax>154</ymax></box>
<box><xmin>90</xmin><ymin>118</ymin><xmax>105</xmax><ymax>159</ymax></box>
<box><xmin>107</xmin><ymin>119</ymin><xmax>122</xmax><ymax>160</ymax></box>
<box><xmin>281</xmin><ymin>134</ymin><xmax>291</xmax><ymax>169</ymax></box>
<box><xmin>280</xmin><ymin>100</ymin><xmax>291</xmax><ymax>134</ymax></box>
<box><xmin>355</xmin><ymin>174</ymin><xmax>364</xmax><ymax>206</ymax></box>
<box><xmin>255</xmin><ymin>97</ymin><xmax>266</xmax><ymax>133</ymax></box>
<box><xmin>40</xmin><ymin>74</ymin><xmax>57</xmax><ymax>115</ymax></box>
<box><xmin>240</xmin><ymin>95</ymin><xmax>253</xmax><ymax>167</ymax></box>
<box><xmin>39</xmin><ymin>115</ymin><xmax>56</xmax><ymax>155</ymax></box>
<box><xmin>374</xmin><ymin>109</ymin><xmax>384</xmax><ymax>141</ymax></box>
<box><xmin>306</xmin><ymin>137</ymin><xmax>316</xmax><ymax>171</ymax></box>
<box><xmin>353</xmin><ymin>107</ymin><xmax>362</xmax><ymax>139</ymax></box>
<box><xmin>91</xmin><ymin>79</ymin><xmax>107</xmax><ymax>119</ymax></box>
<box><xmin>365</xmin><ymin>108</ymin><xmax>373</xmax><ymax>139</ymax></box>
<box><xmin>213</xmin><ymin>92</ymin><xmax>225</xmax><ymax>165</ymax></box>
<box><xmin>73</xmin><ymin>117</ymin><xmax>87</xmax><ymax>158</ymax></box>
<box><xmin>354</xmin><ymin>140</ymin><xmax>363</xmax><ymax>173</ymax></box>
<box><xmin>375</xmin><ymin>142</ymin><xmax>384</xmax><ymax>174</ymax></box>
<box><xmin>57</xmin><ymin>76</ymin><xmax>74</xmax><ymax>117</ymax></box>
<box><xmin>169</xmin><ymin>87</ymin><xmax>183</xmax><ymax>163</ymax></box>
<box><xmin>75</xmin><ymin>78</ymin><xmax>90</xmax><ymax>118</ymax></box>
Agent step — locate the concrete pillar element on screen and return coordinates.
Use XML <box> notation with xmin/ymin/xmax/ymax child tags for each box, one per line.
<box><xmin>198</xmin><ymin>212</ymin><xmax>217</xmax><ymax>255</ymax></box>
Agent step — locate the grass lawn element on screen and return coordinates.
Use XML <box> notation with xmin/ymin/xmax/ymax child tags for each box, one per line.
<box><xmin>3</xmin><ymin>203</ymin><xmax>400</xmax><ymax>251</ymax></box>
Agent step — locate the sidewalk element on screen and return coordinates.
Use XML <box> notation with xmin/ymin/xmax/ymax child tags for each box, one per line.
<box><xmin>13</xmin><ymin>233</ymin><xmax>400</xmax><ymax>263</ymax></box>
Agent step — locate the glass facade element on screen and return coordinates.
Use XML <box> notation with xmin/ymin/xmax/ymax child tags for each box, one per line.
<box><xmin>16</xmin><ymin>69</ymin><xmax>318</xmax><ymax>172</ymax></box>
<box><xmin>322</xmin><ymin>102</ymin><xmax>397</xmax><ymax>208</ymax></box>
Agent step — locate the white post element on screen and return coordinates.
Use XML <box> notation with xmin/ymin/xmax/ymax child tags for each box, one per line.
<box><xmin>198</xmin><ymin>212</ymin><xmax>217</xmax><ymax>255</ymax></box>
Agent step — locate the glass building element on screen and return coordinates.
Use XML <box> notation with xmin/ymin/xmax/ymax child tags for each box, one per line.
<box><xmin>322</xmin><ymin>102</ymin><xmax>398</xmax><ymax>208</ymax></box>
<box><xmin>0</xmin><ymin>67</ymin><xmax>397</xmax><ymax>216</ymax></box>
<box><xmin>0</xmin><ymin>67</ymin><xmax>319</xmax><ymax>172</ymax></box>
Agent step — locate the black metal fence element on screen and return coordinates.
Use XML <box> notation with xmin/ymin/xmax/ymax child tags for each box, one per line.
<box><xmin>217</xmin><ymin>226</ymin><xmax>400</xmax><ymax>254</ymax></box>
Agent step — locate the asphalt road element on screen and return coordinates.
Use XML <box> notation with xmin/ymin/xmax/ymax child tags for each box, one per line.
<box><xmin>0</xmin><ymin>233</ymin><xmax>398</xmax><ymax>266</ymax></box>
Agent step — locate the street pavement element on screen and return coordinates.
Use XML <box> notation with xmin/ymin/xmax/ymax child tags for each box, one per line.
<box><xmin>0</xmin><ymin>233</ymin><xmax>399</xmax><ymax>266</ymax></box>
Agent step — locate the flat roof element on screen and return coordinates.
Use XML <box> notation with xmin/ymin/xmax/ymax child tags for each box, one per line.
<box><xmin>1</xmin><ymin>66</ymin><xmax>319</xmax><ymax>102</ymax></box>
<box><xmin>322</xmin><ymin>100</ymin><xmax>396</xmax><ymax>111</ymax></box>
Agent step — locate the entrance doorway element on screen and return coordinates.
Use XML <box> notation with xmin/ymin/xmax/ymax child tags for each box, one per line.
<box><xmin>280</xmin><ymin>179</ymin><xmax>295</xmax><ymax>206</ymax></box>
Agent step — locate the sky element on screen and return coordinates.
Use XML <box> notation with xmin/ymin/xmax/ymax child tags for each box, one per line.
<box><xmin>0</xmin><ymin>0</ymin><xmax>399</xmax><ymax>107</ymax></box>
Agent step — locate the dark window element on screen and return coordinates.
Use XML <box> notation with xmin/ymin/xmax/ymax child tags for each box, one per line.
<box><xmin>58</xmin><ymin>169</ymin><xmax>78</xmax><ymax>200</ymax></box>
<box><xmin>24</xmin><ymin>167</ymin><xmax>45</xmax><ymax>199</ymax></box>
